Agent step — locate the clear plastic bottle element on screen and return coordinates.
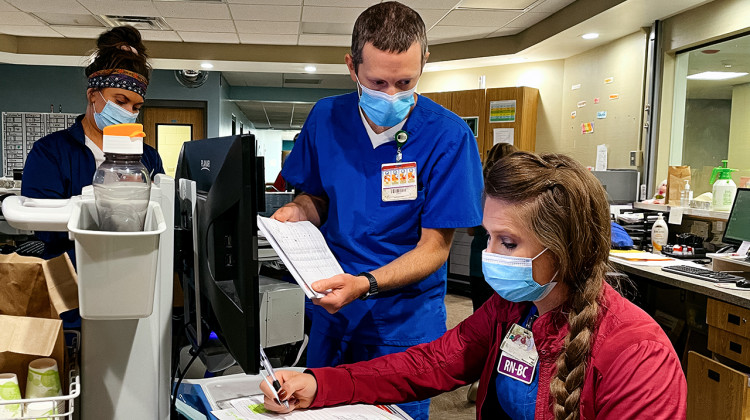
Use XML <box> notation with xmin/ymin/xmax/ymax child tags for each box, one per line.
<box><xmin>651</xmin><ymin>212</ymin><xmax>669</xmax><ymax>253</ymax></box>
<box><xmin>93</xmin><ymin>123</ymin><xmax>151</xmax><ymax>232</ymax></box>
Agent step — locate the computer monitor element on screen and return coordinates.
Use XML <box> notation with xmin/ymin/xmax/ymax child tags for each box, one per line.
<box><xmin>175</xmin><ymin>134</ymin><xmax>263</xmax><ymax>375</ymax></box>
<box><xmin>591</xmin><ymin>170</ymin><xmax>640</xmax><ymax>204</ymax></box>
<box><xmin>723</xmin><ymin>188</ymin><xmax>750</xmax><ymax>249</ymax></box>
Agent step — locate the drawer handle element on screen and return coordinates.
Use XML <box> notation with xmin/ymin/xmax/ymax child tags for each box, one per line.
<box><xmin>730</xmin><ymin>341</ymin><xmax>742</xmax><ymax>354</ymax></box>
<box><xmin>728</xmin><ymin>314</ymin><xmax>741</xmax><ymax>326</ymax></box>
<box><xmin>708</xmin><ymin>369</ymin><xmax>721</xmax><ymax>382</ymax></box>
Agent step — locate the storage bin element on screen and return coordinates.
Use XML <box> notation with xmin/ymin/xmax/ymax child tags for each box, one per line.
<box><xmin>68</xmin><ymin>200</ymin><xmax>165</xmax><ymax>319</ymax></box>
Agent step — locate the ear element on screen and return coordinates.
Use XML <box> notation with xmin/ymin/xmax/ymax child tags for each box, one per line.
<box><xmin>421</xmin><ymin>51</ymin><xmax>430</xmax><ymax>74</ymax></box>
<box><xmin>86</xmin><ymin>88</ymin><xmax>97</xmax><ymax>104</ymax></box>
<box><xmin>345</xmin><ymin>53</ymin><xmax>357</xmax><ymax>83</ymax></box>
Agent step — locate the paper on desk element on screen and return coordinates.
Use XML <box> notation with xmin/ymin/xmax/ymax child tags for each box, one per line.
<box><xmin>212</xmin><ymin>396</ymin><xmax>411</xmax><ymax>420</ymax></box>
<box><xmin>257</xmin><ymin>216</ymin><xmax>342</xmax><ymax>299</ymax></box>
<box><xmin>609</xmin><ymin>250</ymin><xmax>673</xmax><ymax>261</ymax></box>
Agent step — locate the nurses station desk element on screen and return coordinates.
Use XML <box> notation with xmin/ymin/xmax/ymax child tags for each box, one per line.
<box><xmin>611</xmin><ymin>256</ymin><xmax>750</xmax><ymax>420</ymax></box>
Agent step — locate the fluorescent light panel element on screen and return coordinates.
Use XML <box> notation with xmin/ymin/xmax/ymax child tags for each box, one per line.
<box><xmin>687</xmin><ymin>71</ymin><xmax>749</xmax><ymax>80</ymax></box>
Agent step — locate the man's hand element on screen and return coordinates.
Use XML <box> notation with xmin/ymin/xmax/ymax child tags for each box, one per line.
<box><xmin>311</xmin><ymin>273</ymin><xmax>370</xmax><ymax>314</ymax></box>
<box><xmin>271</xmin><ymin>202</ymin><xmax>308</xmax><ymax>223</ymax></box>
<box><xmin>260</xmin><ymin>370</ymin><xmax>317</xmax><ymax>413</ymax></box>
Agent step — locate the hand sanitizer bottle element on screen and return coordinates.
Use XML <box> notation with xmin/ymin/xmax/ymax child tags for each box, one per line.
<box><xmin>680</xmin><ymin>179</ymin><xmax>693</xmax><ymax>207</ymax></box>
<box><xmin>92</xmin><ymin>123</ymin><xmax>151</xmax><ymax>232</ymax></box>
<box><xmin>652</xmin><ymin>212</ymin><xmax>669</xmax><ymax>253</ymax></box>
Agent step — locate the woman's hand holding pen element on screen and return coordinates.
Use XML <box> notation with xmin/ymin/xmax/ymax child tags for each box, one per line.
<box><xmin>260</xmin><ymin>371</ymin><xmax>318</xmax><ymax>413</ymax></box>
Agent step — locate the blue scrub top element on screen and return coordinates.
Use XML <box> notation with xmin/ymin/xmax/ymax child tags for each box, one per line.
<box><xmin>21</xmin><ymin>115</ymin><xmax>164</xmax><ymax>264</ymax></box>
<box><xmin>282</xmin><ymin>92</ymin><xmax>483</xmax><ymax>346</ymax></box>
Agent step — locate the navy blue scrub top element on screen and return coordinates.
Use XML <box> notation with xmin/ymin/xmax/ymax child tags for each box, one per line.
<box><xmin>282</xmin><ymin>92</ymin><xmax>484</xmax><ymax>346</ymax></box>
<box><xmin>21</xmin><ymin>115</ymin><xmax>164</xmax><ymax>265</ymax></box>
<box><xmin>496</xmin><ymin>306</ymin><xmax>539</xmax><ymax>420</ymax></box>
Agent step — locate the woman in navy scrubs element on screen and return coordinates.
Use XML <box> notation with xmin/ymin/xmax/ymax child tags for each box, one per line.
<box><xmin>21</xmin><ymin>26</ymin><xmax>163</xmax><ymax>265</ymax></box>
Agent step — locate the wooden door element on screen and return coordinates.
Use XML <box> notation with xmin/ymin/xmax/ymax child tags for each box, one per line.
<box><xmin>421</xmin><ymin>91</ymin><xmax>452</xmax><ymax>109</ymax></box>
<box><xmin>140</xmin><ymin>106</ymin><xmax>206</xmax><ymax>178</ymax></box>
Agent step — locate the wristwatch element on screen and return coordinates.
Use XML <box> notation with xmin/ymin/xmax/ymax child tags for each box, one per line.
<box><xmin>357</xmin><ymin>272</ymin><xmax>379</xmax><ymax>300</ymax></box>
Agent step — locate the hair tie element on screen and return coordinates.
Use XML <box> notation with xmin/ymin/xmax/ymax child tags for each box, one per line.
<box><xmin>120</xmin><ymin>45</ymin><xmax>138</xmax><ymax>55</ymax></box>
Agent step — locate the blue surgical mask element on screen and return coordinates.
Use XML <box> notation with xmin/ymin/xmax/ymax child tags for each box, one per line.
<box><xmin>357</xmin><ymin>76</ymin><xmax>416</xmax><ymax>127</ymax></box>
<box><xmin>482</xmin><ymin>249</ymin><xmax>558</xmax><ymax>302</ymax></box>
<box><xmin>93</xmin><ymin>91</ymin><xmax>139</xmax><ymax>130</ymax></box>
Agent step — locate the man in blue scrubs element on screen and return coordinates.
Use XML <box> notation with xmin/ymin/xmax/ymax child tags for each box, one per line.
<box><xmin>273</xmin><ymin>3</ymin><xmax>483</xmax><ymax>418</ymax></box>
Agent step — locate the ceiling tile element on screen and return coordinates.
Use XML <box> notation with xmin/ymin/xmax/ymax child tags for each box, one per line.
<box><xmin>138</xmin><ymin>29</ymin><xmax>182</xmax><ymax>42</ymax></box>
<box><xmin>33</xmin><ymin>13</ymin><xmax>103</xmax><ymax>27</ymax></box>
<box><xmin>302</xmin><ymin>6</ymin><xmax>364</xmax><ymax>24</ymax></box>
<box><xmin>227</xmin><ymin>0</ymin><xmax>301</xmax><ymax>4</ymax></box>
<box><xmin>487</xmin><ymin>27</ymin><xmax>523</xmax><ymax>38</ymax></box>
<box><xmin>507</xmin><ymin>11</ymin><xmax>551</xmax><ymax>28</ymax></box>
<box><xmin>0</xmin><ymin>25</ymin><xmax>63</xmax><ymax>37</ymax></box>
<box><xmin>51</xmin><ymin>25</ymin><xmax>107</xmax><ymax>38</ymax></box>
<box><xmin>165</xmin><ymin>18</ymin><xmax>235</xmax><ymax>33</ymax></box>
<box><xmin>76</xmin><ymin>0</ymin><xmax>160</xmax><ymax>17</ymax></box>
<box><xmin>398</xmin><ymin>0</ymin><xmax>461</xmax><ymax>9</ymax></box>
<box><xmin>303</xmin><ymin>0</ymin><xmax>376</xmax><ymax>6</ymax></box>
<box><xmin>239</xmin><ymin>33</ymin><xmax>297</xmax><ymax>45</ymax></box>
<box><xmin>531</xmin><ymin>0</ymin><xmax>576</xmax><ymax>13</ymax></box>
<box><xmin>439</xmin><ymin>9</ymin><xmax>521</xmax><ymax>27</ymax></box>
<box><xmin>235</xmin><ymin>20</ymin><xmax>298</xmax><ymax>35</ymax></box>
<box><xmin>0</xmin><ymin>2</ymin><xmax>17</xmax><ymax>12</ymax></box>
<box><xmin>178</xmin><ymin>31</ymin><xmax>239</xmax><ymax>44</ymax></box>
<box><xmin>300</xmin><ymin>22</ymin><xmax>351</xmax><ymax>36</ymax></box>
<box><xmin>229</xmin><ymin>4</ymin><xmax>301</xmax><ymax>22</ymax></box>
<box><xmin>417</xmin><ymin>9</ymin><xmax>450</xmax><ymax>28</ymax></box>
<box><xmin>0</xmin><ymin>11</ymin><xmax>43</xmax><ymax>25</ymax></box>
<box><xmin>427</xmin><ymin>25</ymin><xmax>497</xmax><ymax>43</ymax></box>
<box><xmin>7</xmin><ymin>0</ymin><xmax>88</xmax><ymax>14</ymax></box>
<box><xmin>298</xmin><ymin>33</ymin><xmax>350</xmax><ymax>47</ymax></box>
<box><xmin>458</xmin><ymin>0</ymin><xmax>536</xmax><ymax>9</ymax></box>
<box><xmin>223</xmin><ymin>72</ymin><xmax>283</xmax><ymax>87</ymax></box>
<box><xmin>154</xmin><ymin>1</ymin><xmax>231</xmax><ymax>19</ymax></box>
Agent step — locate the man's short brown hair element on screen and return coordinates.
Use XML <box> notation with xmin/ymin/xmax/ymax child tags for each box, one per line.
<box><xmin>351</xmin><ymin>1</ymin><xmax>428</xmax><ymax>72</ymax></box>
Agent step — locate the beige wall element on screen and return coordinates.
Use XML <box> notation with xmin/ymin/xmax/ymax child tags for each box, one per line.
<box><xmin>419</xmin><ymin>31</ymin><xmax>647</xmax><ymax>169</ymax></box>
<box><xmin>417</xmin><ymin>60</ymin><xmax>564</xmax><ymax>154</ymax></box>
<box><xmin>560</xmin><ymin>31</ymin><xmax>647</xmax><ymax>169</ymax></box>
<box><xmin>728</xmin><ymin>83</ymin><xmax>750</xmax><ymax>186</ymax></box>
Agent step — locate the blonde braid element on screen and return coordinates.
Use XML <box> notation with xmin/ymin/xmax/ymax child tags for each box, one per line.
<box><xmin>550</xmin><ymin>269</ymin><xmax>605</xmax><ymax>420</ymax></box>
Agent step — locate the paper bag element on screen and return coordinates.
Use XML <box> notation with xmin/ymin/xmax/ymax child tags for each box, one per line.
<box><xmin>0</xmin><ymin>254</ymin><xmax>77</xmax><ymax>396</ymax></box>
<box><xmin>666</xmin><ymin>166</ymin><xmax>691</xmax><ymax>206</ymax></box>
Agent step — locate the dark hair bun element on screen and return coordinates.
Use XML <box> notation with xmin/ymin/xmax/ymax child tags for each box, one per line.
<box><xmin>85</xmin><ymin>25</ymin><xmax>151</xmax><ymax>82</ymax></box>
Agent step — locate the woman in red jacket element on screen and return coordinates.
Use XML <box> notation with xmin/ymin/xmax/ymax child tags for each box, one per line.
<box><xmin>261</xmin><ymin>152</ymin><xmax>687</xmax><ymax>419</ymax></box>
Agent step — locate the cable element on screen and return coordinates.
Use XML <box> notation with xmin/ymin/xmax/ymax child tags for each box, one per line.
<box><xmin>171</xmin><ymin>340</ymin><xmax>206</xmax><ymax>418</ymax></box>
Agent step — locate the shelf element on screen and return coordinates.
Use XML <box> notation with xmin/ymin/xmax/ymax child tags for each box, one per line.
<box><xmin>632</xmin><ymin>202</ymin><xmax>729</xmax><ymax>221</ymax></box>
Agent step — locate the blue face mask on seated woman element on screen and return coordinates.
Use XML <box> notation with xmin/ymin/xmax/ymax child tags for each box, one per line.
<box><xmin>482</xmin><ymin>248</ymin><xmax>557</xmax><ymax>302</ymax></box>
<box><xmin>94</xmin><ymin>91</ymin><xmax>139</xmax><ymax>130</ymax></box>
<box><xmin>357</xmin><ymin>77</ymin><xmax>417</xmax><ymax>127</ymax></box>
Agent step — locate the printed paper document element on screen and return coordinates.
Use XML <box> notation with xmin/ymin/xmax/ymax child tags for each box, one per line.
<box><xmin>257</xmin><ymin>216</ymin><xmax>342</xmax><ymax>299</ymax></box>
<box><xmin>212</xmin><ymin>395</ymin><xmax>412</xmax><ymax>420</ymax></box>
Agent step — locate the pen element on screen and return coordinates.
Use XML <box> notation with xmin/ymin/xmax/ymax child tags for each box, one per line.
<box><xmin>260</xmin><ymin>345</ymin><xmax>289</xmax><ymax>409</ymax></box>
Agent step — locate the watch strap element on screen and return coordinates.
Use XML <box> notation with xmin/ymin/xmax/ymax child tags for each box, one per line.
<box><xmin>357</xmin><ymin>271</ymin><xmax>378</xmax><ymax>300</ymax></box>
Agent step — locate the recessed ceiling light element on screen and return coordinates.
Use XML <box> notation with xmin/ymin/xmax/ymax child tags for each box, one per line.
<box><xmin>304</xmin><ymin>65</ymin><xmax>317</xmax><ymax>73</ymax></box>
<box><xmin>687</xmin><ymin>71</ymin><xmax>748</xmax><ymax>80</ymax></box>
<box><xmin>201</xmin><ymin>62</ymin><xmax>213</xmax><ymax>69</ymax></box>
<box><xmin>581</xmin><ymin>33</ymin><xmax>599</xmax><ymax>40</ymax></box>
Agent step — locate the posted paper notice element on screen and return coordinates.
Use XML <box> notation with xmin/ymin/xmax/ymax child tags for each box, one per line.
<box><xmin>489</xmin><ymin>100</ymin><xmax>516</xmax><ymax>123</ymax></box>
<box><xmin>493</xmin><ymin>128</ymin><xmax>514</xmax><ymax>145</ymax></box>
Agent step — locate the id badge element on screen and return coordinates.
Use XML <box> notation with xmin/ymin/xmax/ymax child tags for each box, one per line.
<box><xmin>497</xmin><ymin>323</ymin><xmax>538</xmax><ymax>384</ymax></box>
<box><xmin>381</xmin><ymin>162</ymin><xmax>418</xmax><ymax>202</ymax></box>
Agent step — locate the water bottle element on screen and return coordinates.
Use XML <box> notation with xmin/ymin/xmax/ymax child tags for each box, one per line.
<box><xmin>93</xmin><ymin>123</ymin><xmax>151</xmax><ymax>232</ymax></box>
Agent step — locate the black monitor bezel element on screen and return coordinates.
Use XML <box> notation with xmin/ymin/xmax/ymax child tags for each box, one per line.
<box><xmin>722</xmin><ymin>187</ymin><xmax>750</xmax><ymax>246</ymax></box>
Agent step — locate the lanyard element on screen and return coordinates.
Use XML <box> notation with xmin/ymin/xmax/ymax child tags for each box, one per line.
<box><xmin>522</xmin><ymin>306</ymin><xmax>538</xmax><ymax>330</ymax></box>
<box><xmin>395</xmin><ymin>130</ymin><xmax>408</xmax><ymax>162</ymax></box>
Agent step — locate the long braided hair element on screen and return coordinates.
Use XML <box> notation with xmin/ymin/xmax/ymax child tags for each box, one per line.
<box><xmin>484</xmin><ymin>152</ymin><xmax>611</xmax><ymax>420</ymax></box>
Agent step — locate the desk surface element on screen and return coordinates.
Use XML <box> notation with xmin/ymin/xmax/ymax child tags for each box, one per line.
<box><xmin>611</xmin><ymin>258</ymin><xmax>750</xmax><ymax>308</ymax></box>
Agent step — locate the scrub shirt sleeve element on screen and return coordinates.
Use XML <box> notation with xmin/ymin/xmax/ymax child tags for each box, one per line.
<box><xmin>421</xmin><ymin>129</ymin><xmax>483</xmax><ymax>229</ymax></box>
<box><xmin>280</xmin><ymin>114</ymin><xmax>325</xmax><ymax>197</ymax></box>
<box><xmin>21</xmin><ymin>140</ymin><xmax>68</xmax><ymax>199</ymax></box>
<box><xmin>142</xmin><ymin>145</ymin><xmax>165</xmax><ymax>177</ymax></box>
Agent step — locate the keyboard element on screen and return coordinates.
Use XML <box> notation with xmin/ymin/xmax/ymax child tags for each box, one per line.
<box><xmin>662</xmin><ymin>265</ymin><xmax>744</xmax><ymax>283</ymax></box>
<box><xmin>15</xmin><ymin>240</ymin><xmax>45</xmax><ymax>258</ymax></box>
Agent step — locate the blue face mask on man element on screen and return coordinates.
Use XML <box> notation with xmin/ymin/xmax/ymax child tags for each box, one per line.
<box><xmin>93</xmin><ymin>91</ymin><xmax>139</xmax><ymax>130</ymax></box>
<box><xmin>356</xmin><ymin>76</ymin><xmax>417</xmax><ymax>127</ymax></box>
<box><xmin>482</xmin><ymin>248</ymin><xmax>558</xmax><ymax>302</ymax></box>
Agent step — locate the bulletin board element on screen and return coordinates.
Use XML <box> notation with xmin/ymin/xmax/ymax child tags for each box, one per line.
<box><xmin>2</xmin><ymin>112</ymin><xmax>78</xmax><ymax>177</ymax></box>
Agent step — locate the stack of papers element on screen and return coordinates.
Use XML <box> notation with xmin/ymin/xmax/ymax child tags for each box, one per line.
<box><xmin>257</xmin><ymin>216</ymin><xmax>342</xmax><ymax>299</ymax></box>
<box><xmin>609</xmin><ymin>250</ymin><xmax>677</xmax><ymax>266</ymax></box>
<box><xmin>212</xmin><ymin>396</ymin><xmax>412</xmax><ymax>420</ymax></box>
